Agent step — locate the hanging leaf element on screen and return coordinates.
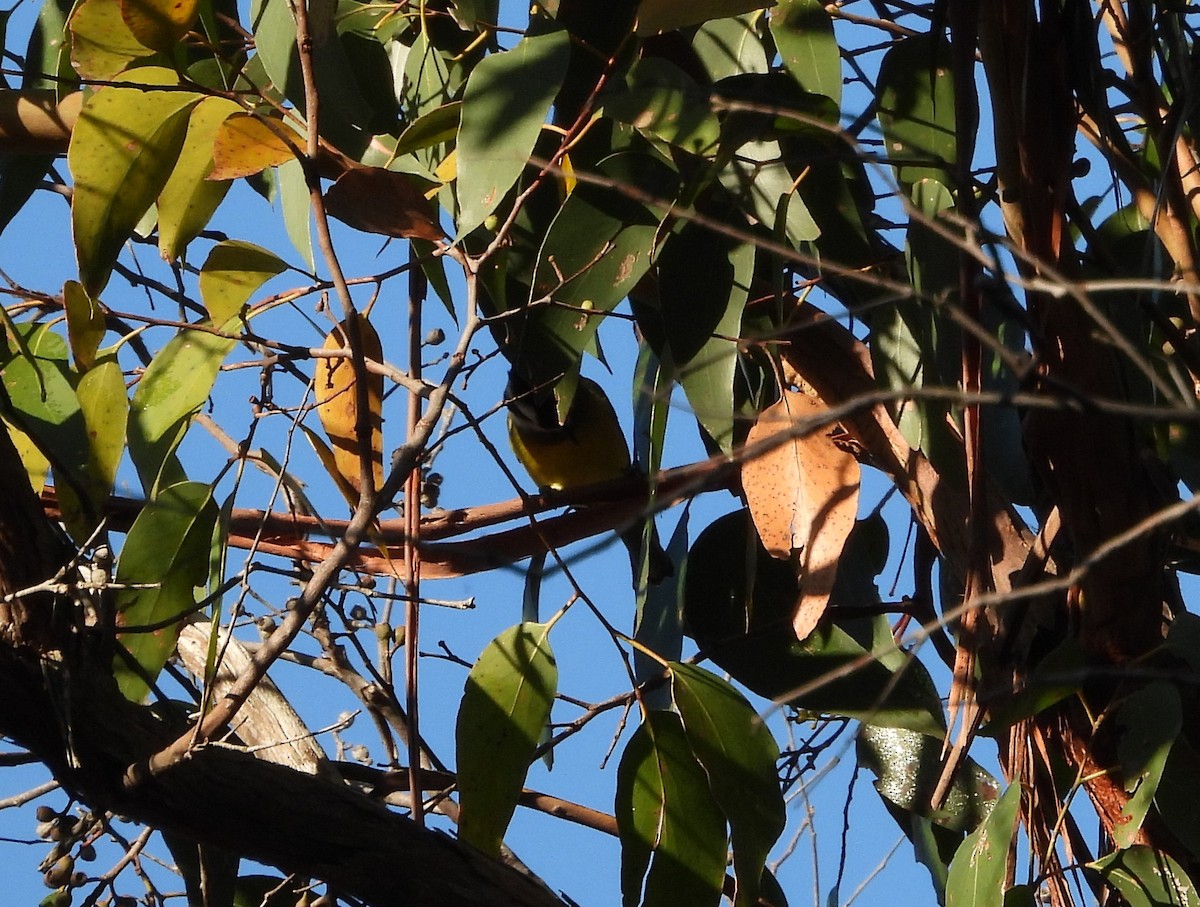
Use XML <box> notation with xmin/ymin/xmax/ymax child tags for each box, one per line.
<box><xmin>2</xmin><ymin>416</ymin><xmax>50</xmax><ymax>494</ymax></box>
<box><xmin>68</xmin><ymin>67</ymin><xmax>202</xmax><ymax>294</ymax></box>
<box><xmin>636</xmin><ymin>0</ymin><xmax>773</xmax><ymax>37</ymax></box>
<box><xmin>455</xmin><ymin>28</ymin><xmax>571</xmax><ymax>237</ymax></box>
<box><xmin>128</xmin><ymin>327</ymin><xmax>237</xmax><ymax>494</ymax></box>
<box><xmin>876</xmin><ymin>34</ymin><xmax>957</xmax><ymax>190</ymax></box>
<box><xmin>1113</xmin><ymin>682</ymin><xmax>1182</xmax><ymax>849</ymax></box>
<box><xmin>456</xmin><ymin>622</ymin><xmax>557</xmax><ymax>857</ymax></box>
<box><xmin>157</xmin><ymin>97</ymin><xmax>243</xmax><ymax>261</ymax></box>
<box><xmin>120</xmin><ymin>0</ymin><xmax>199</xmax><ymax>52</ymax></box>
<box><xmin>278</xmin><ymin>158</ymin><xmax>315</xmax><ymax>271</ymax></box>
<box><xmin>63</xmin><ymin>279</ymin><xmax>105</xmax><ymax>370</ymax></box>
<box><xmin>325</xmin><ymin>167</ymin><xmax>444</xmax><ymax>242</ymax></box>
<box><xmin>616</xmin><ymin>710</ymin><xmax>728</xmax><ymax>907</ymax></box>
<box><xmin>769</xmin><ymin>0</ymin><xmax>841</xmax><ymax>106</ymax></box>
<box><xmin>1089</xmin><ymin>846</ymin><xmax>1200</xmax><ymax>907</ymax></box>
<box><xmin>672</xmin><ymin>663</ymin><xmax>785</xmax><ymax>907</ymax></box>
<box><xmin>741</xmin><ymin>390</ymin><xmax>860</xmax><ymax>639</ymax></box>
<box><xmin>314</xmin><ymin>314</ymin><xmax>384</xmax><ymax>499</ymax></box>
<box><xmin>645</xmin><ymin>225</ymin><xmax>752</xmax><ymax>452</ymax></box>
<box><xmin>198</xmin><ymin>240</ymin><xmax>288</xmax><ymax>325</ymax></box>
<box><xmin>858</xmin><ymin>725</ymin><xmax>999</xmax><ymax>834</ymax></box>
<box><xmin>209</xmin><ymin>113</ymin><xmax>297</xmax><ymax>181</ymax></box>
<box><xmin>684</xmin><ymin>510</ymin><xmax>945</xmax><ymax>733</ymax></box>
<box><xmin>392</xmin><ymin>101</ymin><xmax>461</xmax><ymax>157</ymax></box>
<box><xmin>68</xmin><ymin>0</ymin><xmax>155</xmax><ymax>80</ymax></box>
<box><xmin>114</xmin><ymin>480</ymin><xmax>218</xmax><ymax>701</ymax></box>
<box><xmin>945</xmin><ymin>783</ymin><xmax>1021</xmax><ymax>907</ymax></box>
<box><xmin>602</xmin><ymin>58</ymin><xmax>722</xmax><ymax>156</ymax></box>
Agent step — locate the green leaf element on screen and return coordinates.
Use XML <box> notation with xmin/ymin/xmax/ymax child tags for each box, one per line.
<box><xmin>603</xmin><ymin>58</ymin><xmax>721</xmax><ymax>155</ymax></box>
<box><xmin>198</xmin><ymin>240</ymin><xmax>287</xmax><ymax>325</ymax></box>
<box><xmin>649</xmin><ymin>225</ymin><xmax>753</xmax><ymax>451</ymax></box>
<box><xmin>74</xmin><ymin>356</ymin><xmax>129</xmax><ymax>531</ymax></box>
<box><xmin>876</xmin><ymin>34</ymin><xmax>957</xmax><ymax>190</ymax></box>
<box><xmin>1089</xmin><ymin>846</ymin><xmax>1200</xmax><ymax>907</ymax></box>
<box><xmin>1113</xmin><ymin>682</ymin><xmax>1182</xmax><ymax>849</ymax></box>
<box><xmin>769</xmin><ymin>0</ymin><xmax>841</xmax><ymax>106</ymax></box>
<box><xmin>672</xmin><ymin>663</ymin><xmax>784</xmax><ymax>907</ymax></box>
<box><xmin>455</xmin><ymin>28</ymin><xmax>571</xmax><ymax>237</ymax></box>
<box><xmin>278</xmin><ymin>157</ymin><xmax>315</xmax><ymax>271</ymax></box>
<box><xmin>456</xmin><ymin>622</ymin><xmax>558</xmax><ymax>857</ymax></box>
<box><xmin>68</xmin><ymin>0</ymin><xmax>156</xmax><ymax>80</ymax></box>
<box><xmin>115</xmin><ymin>480</ymin><xmax>218</xmax><ymax>700</ymax></box>
<box><xmin>68</xmin><ymin>67</ymin><xmax>202</xmax><ymax>294</ymax></box>
<box><xmin>636</xmin><ymin>0</ymin><xmax>772</xmax><ymax>35</ymax></box>
<box><xmin>945</xmin><ymin>783</ymin><xmax>1020</xmax><ymax>907</ymax></box>
<box><xmin>615</xmin><ymin>711</ymin><xmax>728</xmax><ymax>907</ymax></box>
<box><xmin>858</xmin><ymin>725</ymin><xmax>999</xmax><ymax>834</ymax></box>
<box><xmin>684</xmin><ymin>510</ymin><xmax>945</xmax><ymax>733</ymax></box>
<box><xmin>63</xmin><ymin>279</ymin><xmax>105</xmax><ymax>370</ymax></box>
<box><xmin>393</xmin><ymin>101</ymin><xmax>461</xmax><ymax>157</ymax></box>
<box><xmin>519</xmin><ymin>152</ymin><xmax>672</xmax><ymax>386</ymax></box>
<box><xmin>692</xmin><ymin>13</ymin><xmax>768</xmax><ymax>82</ymax></box>
<box><xmin>718</xmin><ymin>136</ymin><xmax>820</xmax><ymax>247</ymax></box>
<box><xmin>157</xmin><ymin>96</ymin><xmax>242</xmax><ymax>261</ymax></box>
<box><xmin>128</xmin><ymin>326</ymin><xmax>237</xmax><ymax>494</ymax></box>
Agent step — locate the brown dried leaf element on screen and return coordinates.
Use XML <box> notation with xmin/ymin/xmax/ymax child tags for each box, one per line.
<box><xmin>209</xmin><ymin>114</ymin><xmax>296</xmax><ymax>181</ymax></box>
<box><xmin>314</xmin><ymin>314</ymin><xmax>384</xmax><ymax>499</ymax></box>
<box><xmin>324</xmin><ymin>167</ymin><xmax>444</xmax><ymax>243</ymax></box>
<box><xmin>741</xmin><ymin>390</ymin><xmax>860</xmax><ymax>640</ymax></box>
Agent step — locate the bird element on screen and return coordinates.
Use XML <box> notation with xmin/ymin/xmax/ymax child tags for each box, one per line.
<box><xmin>505</xmin><ymin>371</ymin><xmax>673</xmax><ymax>586</ymax></box>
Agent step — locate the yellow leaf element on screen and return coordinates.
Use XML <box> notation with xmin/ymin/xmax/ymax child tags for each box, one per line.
<box><xmin>741</xmin><ymin>390</ymin><xmax>860</xmax><ymax>640</ymax></box>
<box><xmin>68</xmin><ymin>0</ymin><xmax>155</xmax><ymax>81</ymax></box>
<box><xmin>314</xmin><ymin>315</ymin><xmax>384</xmax><ymax>499</ymax></box>
<box><xmin>120</xmin><ymin>0</ymin><xmax>199</xmax><ymax>52</ymax></box>
<box><xmin>209</xmin><ymin>114</ymin><xmax>297</xmax><ymax>181</ymax></box>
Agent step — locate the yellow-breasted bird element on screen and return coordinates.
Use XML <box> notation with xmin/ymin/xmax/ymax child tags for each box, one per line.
<box><xmin>505</xmin><ymin>371</ymin><xmax>673</xmax><ymax>586</ymax></box>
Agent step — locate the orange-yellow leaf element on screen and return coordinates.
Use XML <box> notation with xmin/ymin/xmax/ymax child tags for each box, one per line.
<box><xmin>324</xmin><ymin>167</ymin><xmax>445</xmax><ymax>242</ymax></box>
<box><xmin>209</xmin><ymin>114</ymin><xmax>297</xmax><ymax>181</ymax></box>
<box><xmin>314</xmin><ymin>315</ymin><xmax>384</xmax><ymax>499</ymax></box>
<box><xmin>120</xmin><ymin>0</ymin><xmax>199</xmax><ymax>52</ymax></box>
<box><xmin>741</xmin><ymin>391</ymin><xmax>860</xmax><ymax>640</ymax></box>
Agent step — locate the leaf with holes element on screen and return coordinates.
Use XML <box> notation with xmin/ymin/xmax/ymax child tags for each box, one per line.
<box><xmin>457</xmin><ymin>622</ymin><xmax>557</xmax><ymax>857</ymax></box>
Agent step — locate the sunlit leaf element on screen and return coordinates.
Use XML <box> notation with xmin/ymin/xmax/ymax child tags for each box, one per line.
<box><xmin>68</xmin><ymin>67</ymin><xmax>202</xmax><ymax>294</ymax></box>
<box><xmin>742</xmin><ymin>390</ymin><xmax>860</xmax><ymax>639</ymax></box>
<box><xmin>858</xmin><ymin>725</ymin><xmax>999</xmax><ymax>834</ymax></box>
<box><xmin>75</xmin><ymin>357</ymin><xmax>128</xmax><ymax>520</ymax></box>
<box><xmin>157</xmin><ymin>97</ymin><xmax>242</xmax><ymax>260</ymax></box>
<box><xmin>278</xmin><ymin>157</ymin><xmax>315</xmax><ymax>270</ymax></box>
<box><xmin>68</xmin><ymin>0</ymin><xmax>155</xmax><ymax>80</ymax></box>
<box><xmin>120</xmin><ymin>0</ymin><xmax>199</xmax><ymax>52</ymax></box>
<box><xmin>1089</xmin><ymin>846</ymin><xmax>1200</xmax><ymax>907</ymax></box>
<box><xmin>457</xmin><ymin>622</ymin><xmax>557</xmax><ymax>857</ymax></box>
<box><xmin>2</xmin><ymin>416</ymin><xmax>49</xmax><ymax>494</ymax></box>
<box><xmin>209</xmin><ymin>113</ymin><xmax>297</xmax><ymax>181</ymax></box>
<box><xmin>198</xmin><ymin>239</ymin><xmax>287</xmax><ymax>325</ymax></box>
<box><xmin>615</xmin><ymin>711</ymin><xmax>727</xmax><ymax>907</ymax></box>
<box><xmin>114</xmin><ymin>480</ymin><xmax>218</xmax><ymax>700</ymax></box>
<box><xmin>455</xmin><ymin>28</ymin><xmax>570</xmax><ymax>237</ymax></box>
<box><xmin>945</xmin><ymin>783</ymin><xmax>1020</xmax><ymax>907</ymax></box>
<box><xmin>673</xmin><ymin>663</ymin><xmax>784</xmax><ymax>907</ymax></box>
<box><xmin>127</xmin><ymin>327</ymin><xmax>237</xmax><ymax>494</ymax></box>
<box><xmin>63</xmin><ymin>279</ymin><xmax>105</xmax><ymax>370</ymax></box>
<box><xmin>314</xmin><ymin>314</ymin><xmax>384</xmax><ymax>499</ymax></box>
<box><xmin>392</xmin><ymin>101</ymin><xmax>461</xmax><ymax>157</ymax></box>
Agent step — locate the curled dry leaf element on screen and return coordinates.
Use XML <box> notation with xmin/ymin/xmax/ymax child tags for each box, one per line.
<box><xmin>741</xmin><ymin>390</ymin><xmax>860</xmax><ymax>640</ymax></box>
<box><xmin>324</xmin><ymin>166</ymin><xmax>445</xmax><ymax>243</ymax></box>
<box><xmin>315</xmin><ymin>314</ymin><xmax>384</xmax><ymax>499</ymax></box>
